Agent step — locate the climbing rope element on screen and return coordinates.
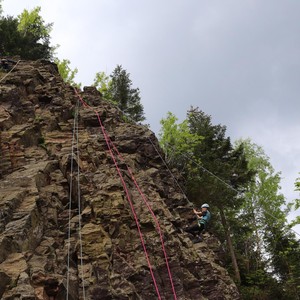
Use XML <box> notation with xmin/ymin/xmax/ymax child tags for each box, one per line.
<box><xmin>112</xmin><ymin>106</ymin><xmax>300</xmax><ymax>239</ymax></box>
<box><xmin>0</xmin><ymin>60</ymin><xmax>21</xmax><ymax>83</ymax></box>
<box><xmin>66</xmin><ymin>100</ymin><xmax>77</xmax><ymax>299</ymax></box>
<box><xmin>66</xmin><ymin>97</ymin><xmax>86</xmax><ymax>299</ymax></box>
<box><xmin>103</xmin><ymin>127</ymin><xmax>178</xmax><ymax>299</ymax></box>
<box><xmin>173</xmin><ymin>149</ymin><xmax>300</xmax><ymax>238</ymax></box>
<box><xmin>147</xmin><ymin>137</ymin><xmax>192</xmax><ymax>205</ymax></box>
<box><xmin>96</xmin><ymin>110</ymin><xmax>162</xmax><ymax>299</ymax></box>
<box><xmin>76</xmin><ymin>98</ymin><xmax>87</xmax><ymax>299</ymax></box>
<box><xmin>74</xmin><ymin>89</ymin><xmax>163</xmax><ymax>299</ymax></box>
<box><xmin>113</xmin><ymin>105</ymin><xmax>193</xmax><ymax>207</ymax></box>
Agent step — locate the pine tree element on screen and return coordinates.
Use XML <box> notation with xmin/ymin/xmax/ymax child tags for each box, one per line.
<box><xmin>109</xmin><ymin>65</ymin><xmax>145</xmax><ymax>122</ymax></box>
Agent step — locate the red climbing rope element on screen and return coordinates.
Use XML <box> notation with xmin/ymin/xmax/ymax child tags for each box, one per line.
<box><xmin>74</xmin><ymin>89</ymin><xmax>163</xmax><ymax>300</ymax></box>
<box><xmin>108</xmin><ymin>139</ymin><xmax>178</xmax><ymax>300</ymax></box>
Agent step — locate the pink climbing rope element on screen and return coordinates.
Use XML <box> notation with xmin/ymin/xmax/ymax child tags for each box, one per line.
<box><xmin>74</xmin><ymin>89</ymin><xmax>163</xmax><ymax>299</ymax></box>
<box><xmin>108</xmin><ymin>139</ymin><xmax>178</xmax><ymax>300</ymax></box>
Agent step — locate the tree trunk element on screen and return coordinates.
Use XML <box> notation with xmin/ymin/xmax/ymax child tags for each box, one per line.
<box><xmin>219</xmin><ymin>207</ymin><xmax>241</xmax><ymax>283</ymax></box>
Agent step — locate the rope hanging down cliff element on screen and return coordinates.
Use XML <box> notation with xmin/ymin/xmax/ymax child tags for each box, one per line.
<box><xmin>66</xmin><ymin>97</ymin><xmax>86</xmax><ymax>299</ymax></box>
<box><xmin>0</xmin><ymin>59</ymin><xmax>21</xmax><ymax>83</ymax></box>
<box><xmin>75</xmin><ymin>92</ymin><xmax>177</xmax><ymax>298</ymax></box>
<box><xmin>107</xmin><ymin>137</ymin><xmax>178</xmax><ymax>299</ymax></box>
<box><xmin>75</xmin><ymin>89</ymin><xmax>176</xmax><ymax>299</ymax></box>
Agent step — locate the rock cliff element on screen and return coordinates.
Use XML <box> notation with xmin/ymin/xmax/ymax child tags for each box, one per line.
<box><xmin>0</xmin><ymin>60</ymin><xmax>240</xmax><ymax>299</ymax></box>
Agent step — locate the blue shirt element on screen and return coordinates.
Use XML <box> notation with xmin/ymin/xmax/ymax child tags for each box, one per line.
<box><xmin>199</xmin><ymin>210</ymin><xmax>211</xmax><ymax>225</ymax></box>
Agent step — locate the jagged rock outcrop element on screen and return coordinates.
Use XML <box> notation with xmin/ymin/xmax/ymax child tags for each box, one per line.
<box><xmin>0</xmin><ymin>60</ymin><xmax>240</xmax><ymax>299</ymax></box>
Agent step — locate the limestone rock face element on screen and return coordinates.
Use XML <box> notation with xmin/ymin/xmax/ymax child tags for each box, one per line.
<box><xmin>0</xmin><ymin>60</ymin><xmax>240</xmax><ymax>299</ymax></box>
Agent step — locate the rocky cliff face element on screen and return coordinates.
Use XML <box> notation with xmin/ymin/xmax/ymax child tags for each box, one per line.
<box><xmin>0</xmin><ymin>60</ymin><xmax>240</xmax><ymax>299</ymax></box>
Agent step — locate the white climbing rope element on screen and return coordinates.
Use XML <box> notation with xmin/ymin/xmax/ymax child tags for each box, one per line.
<box><xmin>113</xmin><ymin>106</ymin><xmax>193</xmax><ymax>206</ymax></box>
<box><xmin>66</xmin><ymin>100</ymin><xmax>77</xmax><ymax>299</ymax></box>
<box><xmin>175</xmin><ymin>149</ymin><xmax>300</xmax><ymax>238</ymax></box>
<box><xmin>0</xmin><ymin>60</ymin><xmax>21</xmax><ymax>83</ymax></box>
<box><xmin>67</xmin><ymin>97</ymin><xmax>86</xmax><ymax>299</ymax></box>
<box><xmin>147</xmin><ymin>137</ymin><xmax>191</xmax><ymax>203</ymax></box>
<box><xmin>112</xmin><ymin>105</ymin><xmax>300</xmax><ymax>238</ymax></box>
<box><xmin>76</xmin><ymin>97</ymin><xmax>86</xmax><ymax>299</ymax></box>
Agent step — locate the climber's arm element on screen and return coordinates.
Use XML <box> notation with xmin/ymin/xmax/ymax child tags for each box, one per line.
<box><xmin>193</xmin><ymin>208</ymin><xmax>203</xmax><ymax>219</ymax></box>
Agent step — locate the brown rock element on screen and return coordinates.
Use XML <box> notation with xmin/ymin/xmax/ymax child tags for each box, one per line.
<box><xmin>0</xmin><ymin>59</ymin><xmax>241</xmax><ymax>299</ymax></box>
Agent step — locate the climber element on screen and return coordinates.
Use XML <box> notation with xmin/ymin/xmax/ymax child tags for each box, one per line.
<box><xmin>0</xmin><ymin>58</ymin><xmax>16</xmax><ymax>71</ymax></box>
<box><xmin>186</xmin><ymin>203</ymin><xmax>211</xmax><ymax>243</ymax></box>
<box><xmin>1</xmin><ymin>58</ymin><xmax>9</xmax><ymax>71</ymax></box>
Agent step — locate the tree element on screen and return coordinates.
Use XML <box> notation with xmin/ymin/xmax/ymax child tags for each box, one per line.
<box><xmin>294</xmin><ymin>175</ymin><xmax>300</xmax><ymax>210</ymax></box>
<box><xmin>296</xmin><ymin>176</ymin><xmax>300</xmax><ymax>194</ymax></box>
<box><xmin>93</xmin><ymin>71</ymin><xmax>113</xmax><ymax>102</ymax></box>
<box><xmin>236</xmin><ymin>139</ymin><xmax>300</xmax><ymax>299</ymax></box>
<box><xmin>17</xmin><ymin>7</ymin><xmax>54</xmax><ymax>59</ymax></box>
<box><xmin>0</xmin><ymin>16</ymin><xmax>23</xmax><ymax>56</ymax></box>
<box><xmin>158</xmin><ymin>107</ymin><xmax>253</xmax><ymax>283</ymax></box>
<box><xmin>109</xmin><ymin>65</ymin><xmax>145</xmax><ymax>122</ymax></box>
<box><xmin>0</xmin><ymin>6</ymin><xmax>54</xmax><ymax>59</ymax></box>
<box><xmin>186</xmin><ymin>108</ymin><xmax>254</xmax><ymax>283</ymax></box>
<box><xmin>55</xmin><ymin>58</ymin><xmax>81</xmax><ymax>88</ymax></box>
<box><xmin>159</xmin><ymin>111</ymin><xmax>202</xmax><ymax>171</ymax></box>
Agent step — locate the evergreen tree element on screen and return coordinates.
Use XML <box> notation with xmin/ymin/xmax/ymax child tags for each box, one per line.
<box><xmin>159</xmin><ymin>107</ymin><xmax>253</xmax><ymax>283</ymax></box>
<box><xmin>0</xmin><ymin>16</ymin><xmax>23</xmax><ymax>56</ymax></box>
<box><xmin>109</xmin><ymin>65</ymin><xmax>145</xmax><ymax>122</ymax></box>
<box><xmin>186</xmin><ymin>108</ymin><xmax>253</xmax><ymax>283</ymax></box>
<box><xmin>0</xmin><ymin>6</ymin><xmax>54</xmax><ymax>59</ymax></box>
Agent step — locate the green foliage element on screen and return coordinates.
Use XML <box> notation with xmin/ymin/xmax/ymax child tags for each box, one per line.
<box><xmin>55</xmin><ymin>58</ymin><xmax>81</xmax><ymax>88</ymax></box>
<box><xmin>0</xmin><ymin>16</ymin><xmax>23</xmax><ymax>56</ymax></box>
<box><xmin>294</xmin><ymin>175</ymin><xmax>300</xmax><ymax>210</ymax></box>
<box><xmin>187</xmin><ymin>108</ymin><xmax>252</xmax><ymax>207</ymax></box>
<box><xmin>18</xmin><ymin>7</ymin><xmax>50</xmax><ymax>41</ymax></box>
<box><xmin>0</xmin><ymin>6</ymin><xmax>54</xmax><ymax>59</ymax></box>
<box><xmin>295</xmin><ymin>176</ymin><xmax>300</xmax><ymax>191</ymax></box>
<box><xmin>93</xmin><ymin>71</ymin><xmax>114</xmax><ymax>102</ymax></box>
<box><xmin>237</xmin><ymin>139</ymin><xmax>287</xmax><ymax>232</ymax></box>
<box><xmin>109</xmin><ymin>65</ymin><xmax>145</xmax><ymax>122</ymax></box>
<box><xmin>235</xmin><ymin>139</ymin><xmax>300</xmax><ymax>299</ymax></box>
<box><xmin>159</xmin><ymin>111</ymin><xmax>203</xmax><ymax>170</ymax></box>
<box><xmin>288</xmin><ymin>175</ymin><xmax>300</xmax><ymax>227</ymax></box>
<box><xmin>158</xmin><ymin>108</ymin><xmax>300</xmax><ymax>297</ymax></box>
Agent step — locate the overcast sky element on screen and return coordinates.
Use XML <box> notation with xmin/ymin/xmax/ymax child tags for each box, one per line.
<box><xmin>2</xmin><ymin>0</ymin><xmax>299</xmax><ymax>233</ymax></box>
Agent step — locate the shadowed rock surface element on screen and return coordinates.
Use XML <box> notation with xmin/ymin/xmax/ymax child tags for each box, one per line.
<box><xmin>0</xmin><ymin>60</ymin><xmax>240</xmax><ymax>299</ymax></box>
